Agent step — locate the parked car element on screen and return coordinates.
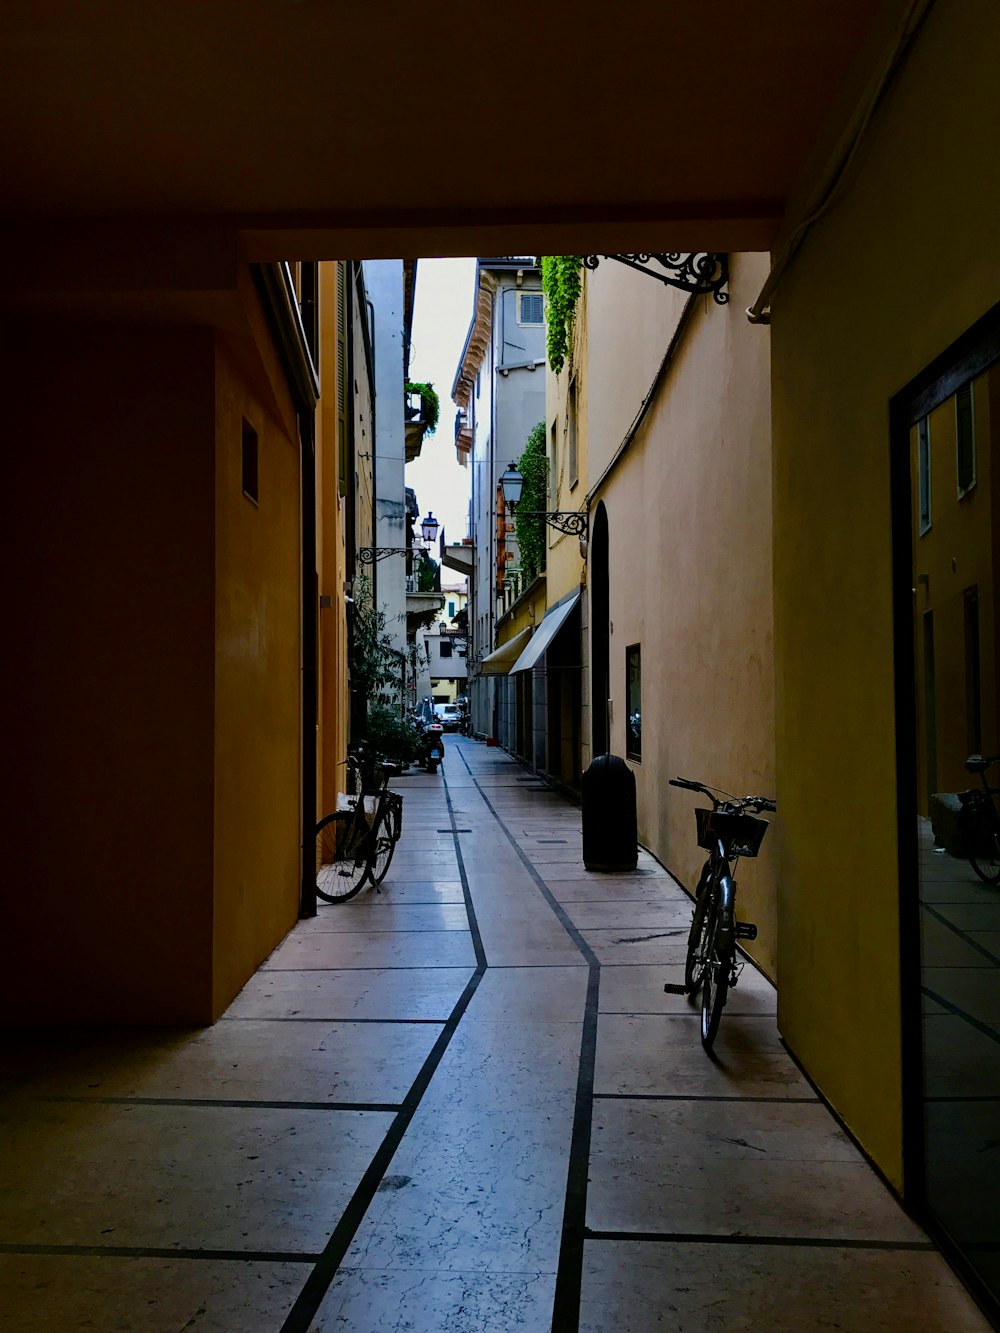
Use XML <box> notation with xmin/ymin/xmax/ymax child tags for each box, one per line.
<box><xmin>434</xmin><ymin>703</ymin><xmax>463</xmax><ymax>731</ymax></box>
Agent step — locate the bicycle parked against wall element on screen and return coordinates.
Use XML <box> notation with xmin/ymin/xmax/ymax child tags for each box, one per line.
<box><xmin>960</xmin><ymin>754</ymin><xmax>1000</xmax><ymax>885</ymax></box>
<box><xmin>666</xmin><ymin>777</ymin><xmax>776</xmax><ymax>1051</ymax></box>
<box><xmin>314</xmin><ymin>744</ymin><xmax>404</xmax><ymax>903</ymax></box>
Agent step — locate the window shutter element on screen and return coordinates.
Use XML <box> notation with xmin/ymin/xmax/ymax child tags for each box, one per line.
<box><xmin>336</xmin><ymin>263</ymin><xmax>349</xmax><ymax>497</ymax></box>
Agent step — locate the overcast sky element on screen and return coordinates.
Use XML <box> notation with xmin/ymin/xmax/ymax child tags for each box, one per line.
<box><xmin>406</xmin><ymin>258</ymin><xmax>477</xmax><ymax>558</ymax></box>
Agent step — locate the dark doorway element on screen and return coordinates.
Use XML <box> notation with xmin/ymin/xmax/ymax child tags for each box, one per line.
<box><xmin>893</xmin><ymin>301</ymin><xmax>1000</xmax><ymax>1323</ymax></box>
<box><xmin>591</xmin><ymin>502</ymin><xmax>610</xmax><ymax>756</ymax></box>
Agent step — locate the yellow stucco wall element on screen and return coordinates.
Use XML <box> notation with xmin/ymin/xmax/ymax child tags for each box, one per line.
<box><xmin>771</xmin><ymin>0</ymin><xmax>1000</xmax><ymax>1187</ymax></box>
<box><xmin>3</xmin><ymin>324</ymin><xmax>218</xmax><ymax>1024</ymax></box>
<box><xmin>586</xmin><ymin>256</ymin><xmax>777</xmax><ymax>974</ymax></box>
<box><xmin>211</xmin><ymin>336</ymin><xmax>302</xmax><ymax>1017</ymax></box>
<box><xmin>318</xmin><ymin>261</ymin><xmax>349</xmax><ymax>820</ymax></box>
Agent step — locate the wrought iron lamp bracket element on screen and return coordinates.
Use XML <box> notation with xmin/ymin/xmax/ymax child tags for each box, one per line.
<box><xmin>581</xmin><ymin>253</ymin><xmax>728</xmax><ymax>304</ymax></box>
<box><xmin>358</xmin><ymin>546</ymin><xmax>409</xmax><ymax>563</ymax></box>
<box><xmin>518</xmin><ymin>510</ymin><xmax>589</xmax><ymax>539</ymax></box>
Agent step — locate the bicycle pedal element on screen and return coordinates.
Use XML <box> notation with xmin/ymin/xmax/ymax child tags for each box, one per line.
<box><xmin>735</xmin><ymin>921</ymin><xmax>758</xmax><ymax>941</ymax></box>
<box><xmin>663</xmin><ymin>983</ymin><xmax>687</xmax><ymax>994</ymax></box>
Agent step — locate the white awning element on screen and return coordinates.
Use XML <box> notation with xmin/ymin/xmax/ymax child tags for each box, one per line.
<box><xmin>510</xmin><ymin>592</ymin><xmax>581</xmax><ymax>673</ymax></box>
<box><xmin>478</xmin><ymin>626</ymin><xmax>532</xmax><ymax>675</ymax></box>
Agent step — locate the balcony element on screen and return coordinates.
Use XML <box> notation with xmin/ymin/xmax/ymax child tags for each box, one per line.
<box><xmin>442</xmin><ymin>536</ymin><xmax>475</xmax><ymax>577</ymax></box>
<box><xmin>404</xmin><ymin>383</ymin><xmax>439</xmax><ymax>462</ymax></box>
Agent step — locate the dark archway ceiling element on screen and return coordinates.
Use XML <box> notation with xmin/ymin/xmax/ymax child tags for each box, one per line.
<box><xmin>1</xmin><ymin>1</ymin><xmax>895</xmax><ymax>255</ymax></box>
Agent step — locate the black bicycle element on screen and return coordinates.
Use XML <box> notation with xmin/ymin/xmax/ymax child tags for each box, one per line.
<box><xmin>667</xmin><ymin>777</ymin><xmax>775</xmax><ymax>1050</ymax></box>
<box><xmin>314</xmin><ymin>745</ymin><xmax>403</xmax><ymax>903</ymax></box>
<box><xmin>960</xmin><ymin>754</ymin><xmax>1000</xmax><ymax>885</ymax></box>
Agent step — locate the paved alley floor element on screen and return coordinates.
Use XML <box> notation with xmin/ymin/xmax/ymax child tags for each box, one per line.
<box><xmin>1</xmin><ymin>738</ymin><xmax>993</xmax><ymax>1331</ymax></box>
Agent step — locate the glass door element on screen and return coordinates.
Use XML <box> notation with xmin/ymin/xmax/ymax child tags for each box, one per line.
<box><xmin>901</xmin><ymin>342</ymin><xmax>1000</xmax><ymax>1314</ymax></box>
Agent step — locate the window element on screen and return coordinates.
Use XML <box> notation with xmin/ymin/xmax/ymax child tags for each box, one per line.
<box><xmin>626</xmin><ymin>644</ymin><xmax>641</xmax><ymax>761</ymax></box>
<box><xmin>242</xmin><ymin>419</ymin><xmax>259</xmax><ymax>505</ymax></box>
<box><xmin>518</xmin><ymin>291</ymin><xmax>544</xmax><ymax>325</ymax></box>
<box><xmin>956</xmin><ymin>380</ymin><xmax>976</xmax><ymax>496</ymax></box>
<box><xmin>964</xmin><ymin>585</ymin><xmax>981</xmax><ymax>752</ymax></box>
<box><xmin>917</xmin><ymin>417</ymin><xmax>931</xmax><ymax>534</ymax></box>
<box><xmin>439</xmin><ymin>639</ymin><xmax>453</xmax><ymax>659</ymax></box>
<box><xmin>568</xmin><ymin>379</ymin><xmax>578</xmax><ymax>488</ymax></box>
<box><xmin>448</xmin><ymin>600</ymin><xmax>455</xmax><ymax>619</ymax></box>
<box><xmin>549</xmin><ymin>419</ymin><xmax>558</xmax><ymax>507</ymax></box>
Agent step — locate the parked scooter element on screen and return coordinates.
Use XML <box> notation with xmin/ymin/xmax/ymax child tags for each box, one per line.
<box><xmin>412</xmin><ymin>712</ymin><xmax>445</xmax><ymax>773</ymax></box>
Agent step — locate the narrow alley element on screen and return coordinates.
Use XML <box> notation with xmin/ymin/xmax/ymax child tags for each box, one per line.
<box><xmin>1</xmin><ymin>740</ymin><xmax>990</xmax><ymax>1331</ymax></box>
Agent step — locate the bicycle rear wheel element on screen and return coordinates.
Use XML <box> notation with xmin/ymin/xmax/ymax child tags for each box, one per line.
<box><xmin>367</xmin><ymin>809</ymin><xmax>397</xmax><ymax>887</ymax></box>
<box><xmin>315</xmin><ymin>812</ymin><xmax>370</xmax><ymax>903</ymax></box>
<box><xmin>701</xmin><ymin>904</ymin><xmax>732</xmax><ymax>1051</ymax></box>
<box><xmin>684</xmin><ymin>862</ymin><xmax>714</xmax><ymax>994</ymax></box>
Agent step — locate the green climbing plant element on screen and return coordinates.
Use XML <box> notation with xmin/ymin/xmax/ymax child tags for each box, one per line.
<box><xmin>349</xmin><ymin>574</ymin><xmax>403</xmax><ymax>703</ymax></box>
<box><xmin>540</xmin><ymin>256</ymin><xmax>582</xmax><ymax>374</ymax></box>
<box><xmin>515</xmin><ymin>422</ymin><xmax>547</xmax><ymax>585</ymax></box>
<box><xmin>405</xmin><ymin>380</ymin><xmax>440</xmax><ymax>434</ymax></box>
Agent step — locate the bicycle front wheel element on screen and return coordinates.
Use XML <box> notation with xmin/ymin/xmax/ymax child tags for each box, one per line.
<box><xmin>684</xmin><ymin>863</ymin><xmax>714</xmax><ymax>994</ymax></box>
<box><xmin>701</xmin><ymin>904</ymin><xmax>732</xmax><ymax>1052</ymax></box>
<box><xmin>315</xmin><ymin>812</ymin><xmax>370</xmax><ymax>903</ymax></box>
<box><xmin>367</xmin><ymin>809</ymin><xmax>397</xmax><ymax>887</ymax></box>
<box><xmin>970</xmin><ymin>830</ymin><xmax>1000</xmax><ymax>885</ymax></box>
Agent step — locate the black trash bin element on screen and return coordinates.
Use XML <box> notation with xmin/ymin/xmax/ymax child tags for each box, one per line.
<box><xmin>582</xmin><ymin>754</ymin><xmax>638</xmax><ymax>871</ymax></box>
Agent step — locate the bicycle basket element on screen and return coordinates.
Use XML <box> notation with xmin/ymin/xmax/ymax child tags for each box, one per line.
<box><xmin>695</xmin><ymin>807</ymin><xmax>769</xmax><ymax>858</ymax></box>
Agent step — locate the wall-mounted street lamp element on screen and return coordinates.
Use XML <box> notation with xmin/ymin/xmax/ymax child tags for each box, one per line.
<box><xmin>359</xmin><ymin>511</ymin><xmax>440</xmax><ymax>563</ymax></box>
<box><xmin>582</xmin><ymin>252</ymin><xmax>729</xmax><ymax>304</ymax></box>
<box><xmin>358</xmin><ymin>545</ymin><xmax>409</xmax><ymax>563</ymax></box>
<box><xmin>420</xmin><ymin>511</ymin><xmax>439</xmax><ymax>546</ymax></box>
<box><xmin>499</xmin><ymin>463</ymin><xmax>589</xmax><ymax>538</ymax></box>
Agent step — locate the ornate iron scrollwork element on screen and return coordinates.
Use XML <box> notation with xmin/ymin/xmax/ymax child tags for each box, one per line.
<box><xmin>519</xmin><ymin>511</ymin><xmax>589</xmax><ymax>539</ymax></box>
<box><xmin>581</xmin><ymin>253</ymin><xmax>728</xmax><ymax>303</ymax></box>
<box><xmin>358</xmin><ymin>546</ymin><xmax>409</xmax><ymax>563</ymax></box>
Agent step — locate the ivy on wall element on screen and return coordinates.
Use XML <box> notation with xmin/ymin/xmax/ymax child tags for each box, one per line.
<box><xmin>405</xmin><ymin>380</ymin><xmax>440</xmax><ymax>434</ymax></box>
<box><xmin>515</xmin><ymin>422</ymin><xmax>548</xmax><ymax>585</ymax></box>
<box><xmin>540</xmin><ymin>257</ymin><xmax>582</xmax><ymax>374</ymax></box>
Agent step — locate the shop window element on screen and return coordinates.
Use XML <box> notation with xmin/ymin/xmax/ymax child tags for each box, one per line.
<box><xmin>626</xmin><ymin>644</ymin><xmax>641</xmax><ymax>761</ymax></box>
<box><xmin>242</xmin><ymin>419</ymin><xmax>259</xmax><ymax>506</ymax></box>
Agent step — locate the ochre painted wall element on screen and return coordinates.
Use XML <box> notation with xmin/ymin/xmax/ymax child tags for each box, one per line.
<box><xmin>3</xmin><ymin>324</ymin><xmax>217</xmax><ymax>1023</ymax></box>
<box><xmin>317</xmin><ymin>261</ymin><xmax>349</xmax><ymax>820</ymax></box>
<box><xmin>771</xmin><ymin>0</ymin><xmax>1000</xmax><ymax>1187</ymax></box>
<box><xmin>585</xmin><ymin>256</ymin><xmax>777</xmax><ymax>976</ymax></box>
<box><xmin>211</xmin><ymin>337</ymin><xmax>302</xmax><ymax>1017</ymax></box>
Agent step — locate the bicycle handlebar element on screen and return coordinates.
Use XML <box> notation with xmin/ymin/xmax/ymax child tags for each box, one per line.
<box><xmin>670</xmin><ymin>776</ymin><xmax>776</xmax><ymax>815</ymax></box>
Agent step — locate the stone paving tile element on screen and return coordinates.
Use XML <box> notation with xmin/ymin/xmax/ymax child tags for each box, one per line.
<box><xmin>588</xmin><ymin>1098</ymin><xmax>925</xmax><ymax>1242</ymax></box>
<box><xmin>14</xmin><ymin>1017</ymin><xmax>442</xmax><ymax>1105</ymax></box>
<box><xmin>0</xmin><ymin>1100</ymin><xmax>394</xmax><ymax>1252</ymax></box>
<box><xmin>0</xmin><ymin>1256</ymin><xmax>306</xmax><ymax>1333</ymax></box>
<box><xmin>595</xmin><ymin>1013</ymin><xmax>812</xmax><ymax>1098</ymax></box>
<box><xmin>579</xmin><ymin>1240</ymin><xmax>993</xmax><ymax>1333</ymax></box>
<box><xmin>225</xmin><ymin>966</ymin><xmax>474</xmax><ymax>1022</ymax></box>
